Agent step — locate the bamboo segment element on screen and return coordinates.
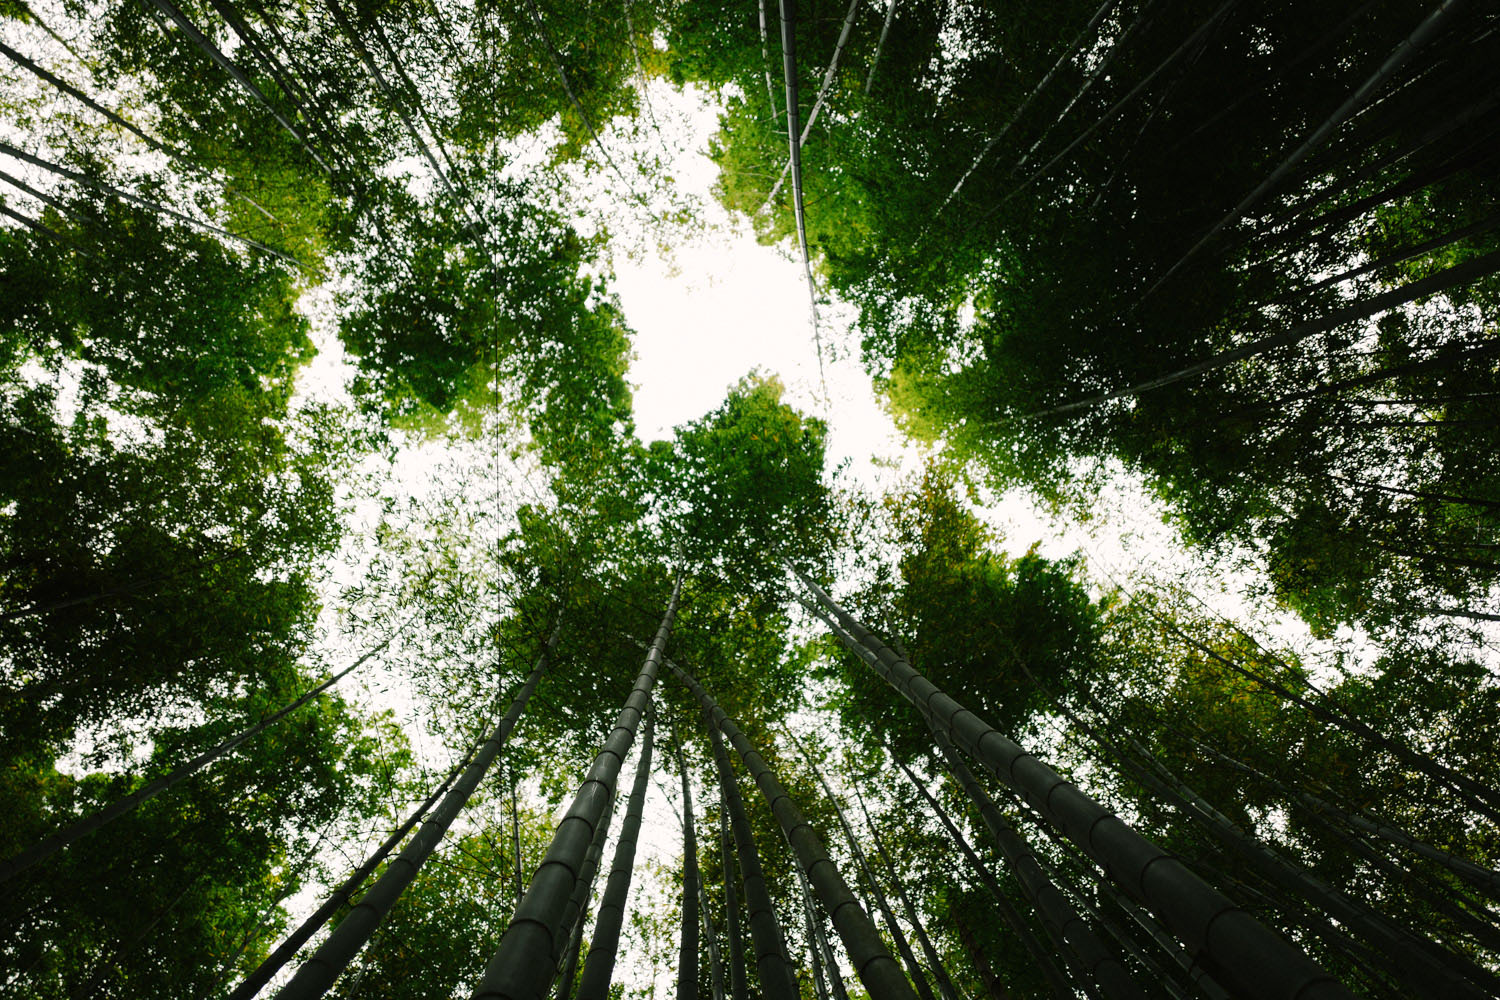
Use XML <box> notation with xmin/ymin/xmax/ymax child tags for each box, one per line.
<box><xmin>472</xmin><ymin>574</ymin><xmax>681</xmax><ymax>1000</ymax></box>
<box><xmin>799</xmin><ymin>573</ymin><xmax>1354</xmax><ymax>1000</ymax></box>
<box><xmin>669</xmin><ymin>656</ymin><xmax>921</xmax><ymax>1000</ymax></box>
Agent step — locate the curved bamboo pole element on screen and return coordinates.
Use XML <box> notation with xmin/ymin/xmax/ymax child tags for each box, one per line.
<box><xmin>798</xmin><ymin>573</ymin><xmax>1353</xmax><ymax>1000</ymax></box>
<box><xmin>573</xmin><ymin>703</ymin><xmax>657</xmax><ymax>1000</ymax></box>
<box><xmin>668</xmin><ymin>656</ymin><xmax>920</xmax><ymax>1000</ymax></box>
<box><xmin>471</xmin><ymin>573</ymin><xmax>680</xmax><ymax>1000</ymax></box>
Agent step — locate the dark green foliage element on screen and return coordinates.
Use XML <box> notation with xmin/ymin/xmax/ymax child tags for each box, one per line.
<box><xmin>645</xmin><ymin>372</ymin><xmax>836</xmax><ymax>590</ymax></box>
<box><xmin>826</xmin><ymin>468</ymin><xmax>1105</xmax><ymax>757</ymax></box>
<box><xmin>670</xmin><ymin>0</ymin><xmax>1500</xmax><ymax>635</ymax></box>
<box><xmin>5</xmin><ymin>3</ymin><xmax>1500</xmax><ymax>998</ymax></box>
<box><xmin>335</xmin><ymin>169</ymin><xmax>633</xmax><ymax>452</ymax></box>
<box><xmin>0</xmin><ymin>672</ymin><xmax>398</xmax><ymax>999</ymax></box>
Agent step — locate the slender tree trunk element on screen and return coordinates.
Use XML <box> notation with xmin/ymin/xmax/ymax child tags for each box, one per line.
<box><xmin>512</xmin><ymin>764</ymin><xmax>525</xmax><ymax>909</ymax></box>
<box><xmin>1028</xmin><ymin>245</ymin><xmax>1500</xmax><ymax>421</ymax></box>
<box><xmin>202</xmin><ymin>0</ymin><xmax>324</xmax><ymax>145</ymax></box>
<box><xmin>783</xmin><ymin>727</ymin><xmax>936</xmax><ymax>1000</ymax></box>
<box><xmin>0</xmin><ymin>200</ymin><xmax>87</xmax><ymax>254</ymax></box>
<box><xmin>1050</xmin><ymin>671</ymin><xmax>1496</xmax><ymax>998</ymax></box>
<box><xmin>1176</xmin><ymin>725</ymin><xmax>1500</xmax><ymax>900</ymax></box>
<box><xmin>0</xmin><ymin>164</ymin><xmax>80</xmax><ymax>220</ymax></box>
<box><xmin>143</xmin><ymin>0</ymin><xmax>330</xmax><ymax>173</ymax></box>
<box><xmin>851</xmin><ymin>784</ymin><xmax>963</xmax><ymax>1000</ymax></box>
<box><xmin>0</xmin><ymin>627</ymin><xmax>404</xmax><ymax>885</ymax></box>
<box><xmin>704</xmin><ymin>710</ymin><xmax>799</xmax><ymax>1000</ymax></box>
<box><xmin>669</xmin><ymin>656</ymin><xmax>920</xmax><ymax>1000</ymax></box>
<box><xmin>932</xmin><ymin>727</ymin><xmax>1142</xmax><ymax>1000</ymax></box>
<box><xmin>758</xmin><ymin>0</ymin><xmax>779</xmax><ymax>122</ymax></box>
<box><xmin>0</xmin><ymin>139</ymin><xmax>302</xmax><ymax>266</ymax></box>
<box><xmin>472</xmin><ymin>574</ymin><xmax>680</xmax><ymax>1000</ymax></box>
<box><xmin>794</xmin><ymin>863</ymin><xmax>849</xmax><ymax>1000</ymax></box>
<box><xmin>1011</xmin><ymin>0</ymin><xmax>1166</xmax><ymax>176</ymax></box>
<box><xmin>520</xmin><ymin>0</ymin><xmax>634</xmax><ymax>196</ymax></box>
<box><xmin>721</xmin><ymin>789</ymin><xmax>750</xmax><ymax>1000</ymax></box>
<box><xmin>323</xmin><ymin>0</ymin><xmax>464</xmax><ymax>216</ymax></box>
<box><xmin>1001</xmin><ymin>0</ymin><xmax>1238</xmax><ymax>210</ymax></box>
<box><xmin>772</xmin><ymin>0</ymin><xmax>825</xmax><ymax>374</ymax></box>
<box><xmin>702</xmin><ymin>876</ymin><xmax>727</xmax><ymax>1000</ymax></box>
<box><xmin>951</xmin><ymin>907</ymin><xmax>1010</xmax><ymax>1000</ymax></box>
<box><xmin>228</xmin><ymin>728</ymin><xmax>474</xmax><ymax>1000</ymax></box>
<box><xmin>892</xmin><ymin>755</ymin><xmax>1071</xmax><ymax>1000</ymax></box>
<box><xmin>275</xmin><ymin>627</ymin><xmax>558</xmax><ymax>1000</ymax></box>
<box><xmin>935</xmin><ymin>0</ymin><xmax>1121</xmax><ymax>216</ymax></box>
<box><xmin>239</xmin><ymin>0</ymin><xmax>353</xmax><ymax>157</ymax></box>
<box><xmin>802</xmin><ymin>874</ymin><xmax>832</xmax><ymax>1000</ymax></box>
<box><xmin>758</xmin><ymin>0</ymin><xmax>861</xmax><ymax>213</ymax></box>
<box><xmin>678</xmin><ymin>746</ymin><xmax>702</xmax><ymax>1000</ymax></box>
<box><xmin>799</xmin><ymin>573</ymin><xmax>1353</xmax><ymax>1000</ymax></box>
<box><xmin>863</xmin><ymin>0</ymin><xmax>898</xmax><ymax>95</ymax></box>
<box><xmin>1143</xmin><ymin>604</ymin><xmax>1500</xmax><ymax>826</ymax></box>
<box><xmin>1163</xmin><ymin>0</ymin><xmax>1380</xmax><ymax>153</ymax></box>
<box><xmin>573</xmin><ymin>704</ymin><xmax>657</xmax><ymax>1000</ymax></box>
<box><xmin>1213</xmin><ymin>335</ymin><xmax>1500</xmax><ymax>426</ymax></box>
<box><xmin>0</xmin><ymin>39</ymin><xmax>174</xmax><ymax>156</ymax></box>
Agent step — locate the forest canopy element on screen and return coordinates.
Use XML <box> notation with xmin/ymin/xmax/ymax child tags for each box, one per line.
<box><xmin>2</xmin><ymin>2</ymin><xmax>1499</xmax><ymax>1000</ymax></box>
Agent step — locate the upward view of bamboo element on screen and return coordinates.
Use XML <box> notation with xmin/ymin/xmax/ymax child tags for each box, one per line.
<box><xmin>275</xmin><ymin>627</ymin><xmax>558</xmax><ymax>1000</ymax></box>
<box><xmin>471</xmin><ymin>573</ymin><xmax>680</xmax><ymax>1000</ymax></box>
<box><xmin>4</xmin><ymin>4</ymin><xmax>1499</xmax><ymax>998</ymax></box>
<box><xmin>573</xmin><ymin>702</ymin><xmax>657</xmax><ymax>1000</ymax></box>
<box><xmin>797</xmin><ymin>571</ymin><xmax>1354</xmax><ymax>1000</ymax></box>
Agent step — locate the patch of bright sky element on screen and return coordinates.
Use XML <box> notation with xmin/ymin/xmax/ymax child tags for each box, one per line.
<box><xmin>583</xmin><ymin>82</ymin><xmax>1359</xmax><ymax>678</ymax></box>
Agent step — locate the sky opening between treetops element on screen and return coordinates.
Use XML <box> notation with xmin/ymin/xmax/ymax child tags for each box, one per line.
<box><xmin>3</xmin><ymin>3</ymin><xmax>1500</xmax><ymax>1000</ymax></box>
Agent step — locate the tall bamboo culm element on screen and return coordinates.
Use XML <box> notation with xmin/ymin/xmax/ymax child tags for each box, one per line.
<box><xmin>472</xmin><ymin>574</ymin><xmax>681</xmax><ymax>1000</ymax></box>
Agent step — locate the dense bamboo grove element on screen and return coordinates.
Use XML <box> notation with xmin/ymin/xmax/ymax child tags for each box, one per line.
<box><xmin>2</xmin><ymin>2</ymin><xmax>1499</xmax><ymax>999</ymax></box>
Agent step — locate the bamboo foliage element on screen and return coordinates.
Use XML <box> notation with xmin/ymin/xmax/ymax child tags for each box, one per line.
<box><xmin>0</xmin><ymin>627</ymin><xmax>405</xmax><ymax>886</ymax></box>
